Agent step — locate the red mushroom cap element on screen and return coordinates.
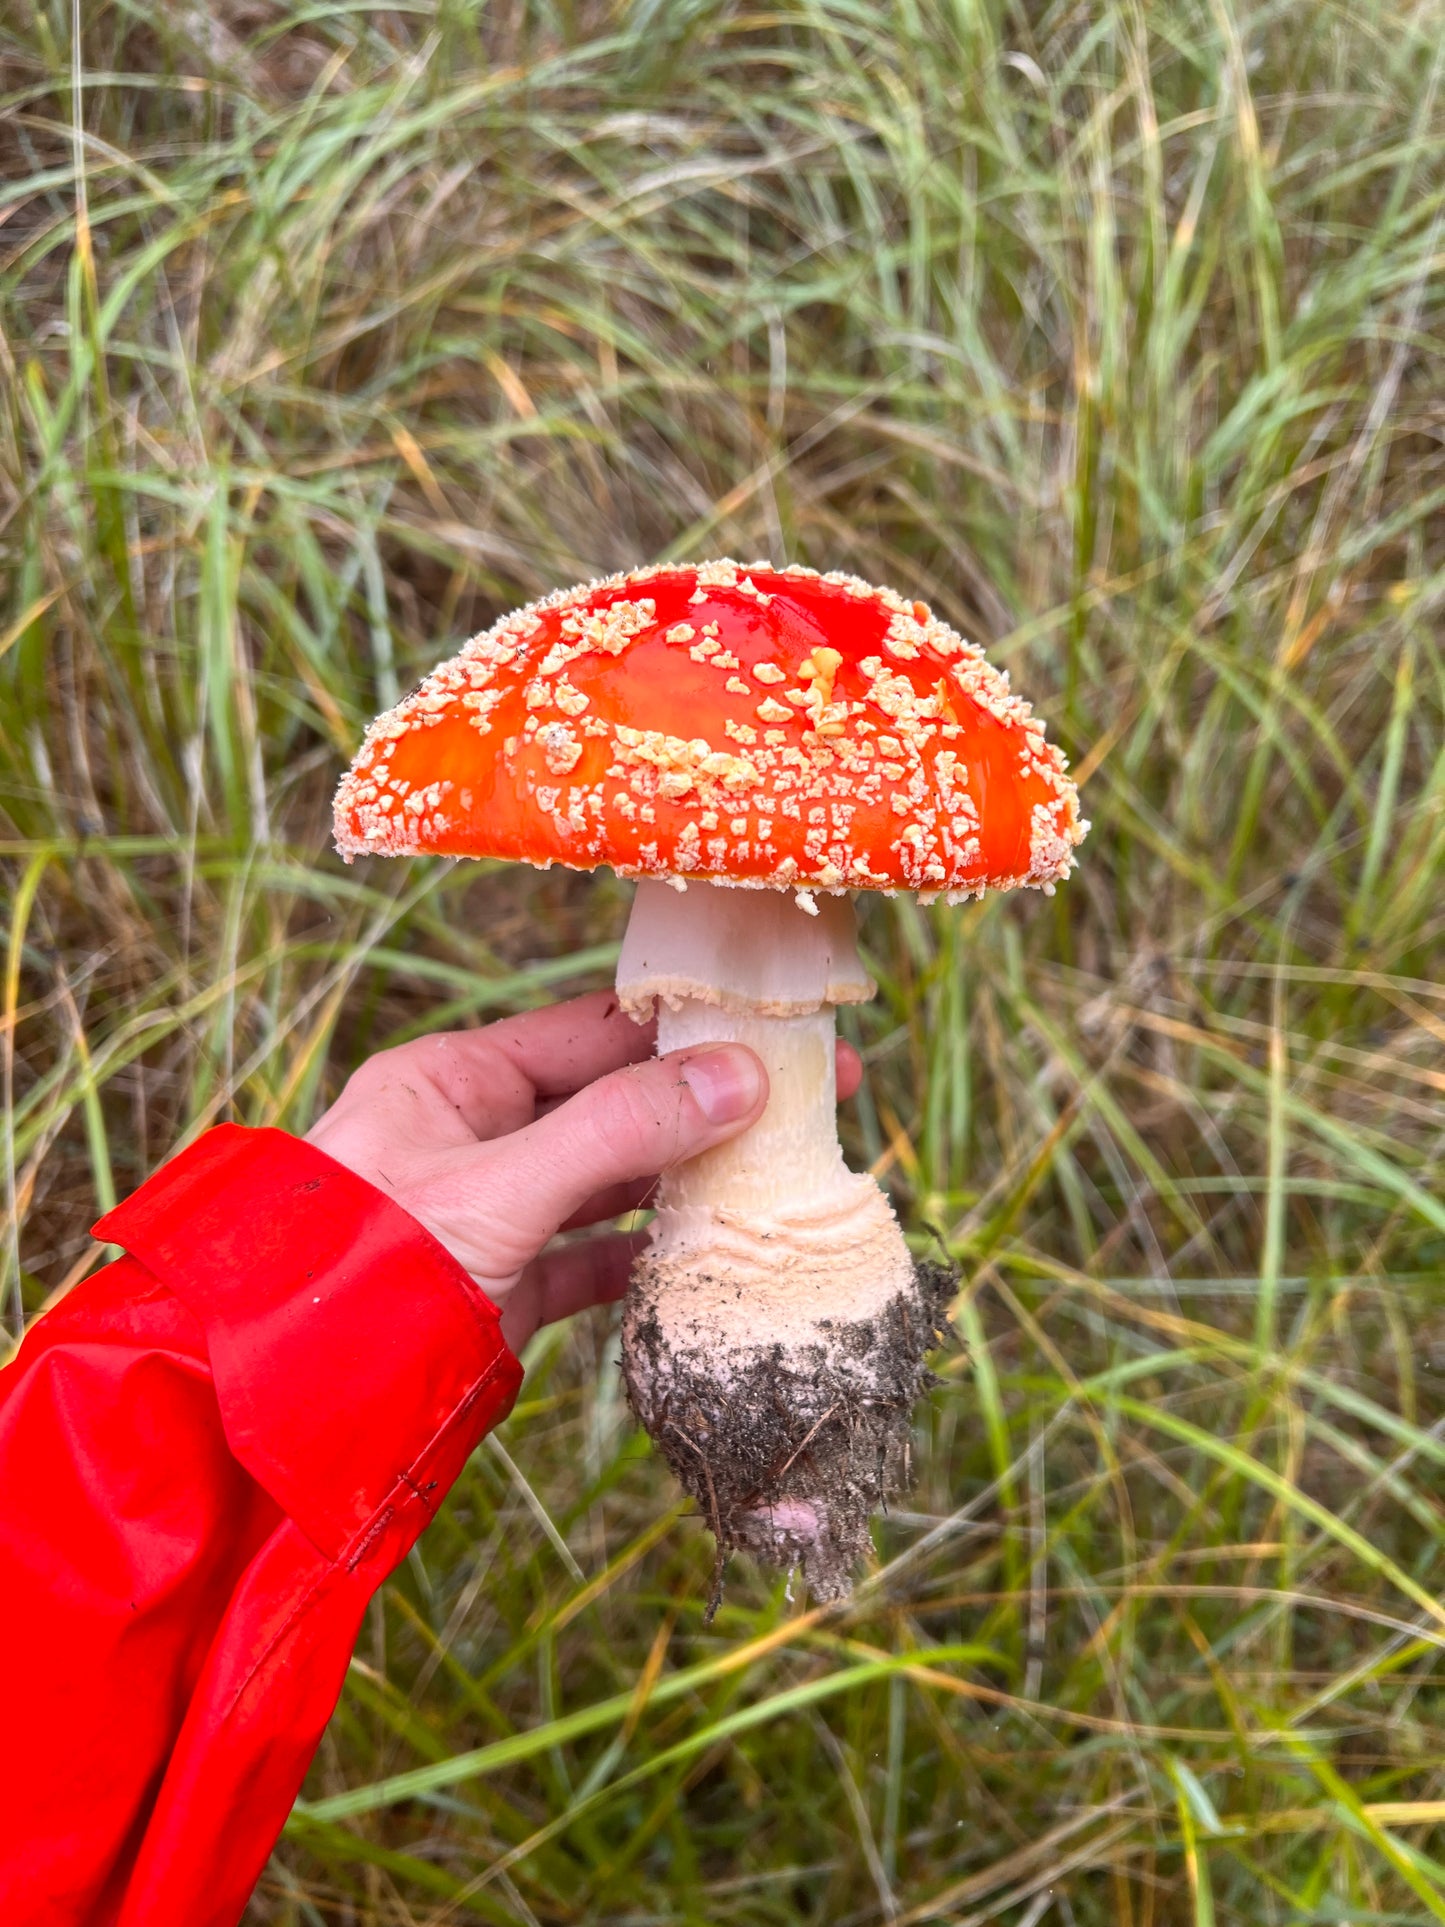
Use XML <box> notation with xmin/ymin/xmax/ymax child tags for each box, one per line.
<box><xmin>333</xmin><ymin>560</ymin><xmax>1086</xmax><ymax>900</ymax></box>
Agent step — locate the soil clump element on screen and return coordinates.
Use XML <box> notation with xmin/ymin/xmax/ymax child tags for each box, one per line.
<box><xmin>622</xmin><ymin>1260</ymin><xmax>956</xmax><ymax>1611</ymax></box>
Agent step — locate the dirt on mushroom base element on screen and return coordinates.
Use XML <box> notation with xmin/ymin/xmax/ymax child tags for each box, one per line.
<box><xmin>621</xmin><ymin>1260</ymin><xmax>957</xmax><ymax>1611</ymax></box>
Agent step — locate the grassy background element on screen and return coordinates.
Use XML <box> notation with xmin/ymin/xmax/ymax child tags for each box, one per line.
<box><xmin>4</xmin><ymin>0</ymin><xmax>1445</xmax><ymax>1919</ymax></box>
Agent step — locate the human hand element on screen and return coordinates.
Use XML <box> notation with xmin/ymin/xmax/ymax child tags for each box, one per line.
<box><xmin>306</xmin><ymin>990</ymin><xmax>862</xmax><ymax>1354</ymax></box>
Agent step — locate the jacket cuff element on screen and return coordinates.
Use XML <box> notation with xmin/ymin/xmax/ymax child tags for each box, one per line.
<box><xmin>92</xmin><ymin>1124</ymin><xmax>523</xmax><ymax>1563</ymax></box>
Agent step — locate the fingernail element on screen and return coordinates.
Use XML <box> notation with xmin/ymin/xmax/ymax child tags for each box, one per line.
<box><xmin>680</xmin><ymin>1046</ymin><xmax>763</xmax><ymax>1125</ymax></box>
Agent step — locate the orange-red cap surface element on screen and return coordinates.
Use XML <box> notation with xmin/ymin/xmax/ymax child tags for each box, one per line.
<box><xmin>333</xmin><ymin>560</ymin><xmax>1086</xmax><ymax>899</ymax></box>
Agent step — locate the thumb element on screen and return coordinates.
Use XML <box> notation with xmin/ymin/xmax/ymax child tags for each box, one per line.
<box><xmin>482</xmin><ymin>1044</ymin><xmax>767</xmax><ymax>1249</ymax></box>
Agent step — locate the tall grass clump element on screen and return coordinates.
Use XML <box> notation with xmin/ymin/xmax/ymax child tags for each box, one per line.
<box><xmin>3</xmin><ymin>1</ymin><xmax>1444</xmax><ymax>1920</ymax></box>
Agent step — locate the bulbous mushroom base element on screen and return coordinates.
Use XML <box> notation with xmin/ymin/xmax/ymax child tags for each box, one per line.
<box><xmin>622</xmin><ymin>1249</ymin><xmax>956</xmax><ymax>1610</ymax></box>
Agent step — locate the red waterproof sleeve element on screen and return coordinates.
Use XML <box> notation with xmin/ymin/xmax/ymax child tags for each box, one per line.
<box><xmin>0</xmin><ymin>1124</ymin><xmax>523</xmax><ymax>1927</ymax></box>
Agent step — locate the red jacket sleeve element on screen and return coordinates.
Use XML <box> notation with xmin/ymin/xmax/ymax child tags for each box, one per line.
<box><xmin>0</xmin><ymin>1124</ymin><xmax>523</xmax><ymax>1927</ymax></box>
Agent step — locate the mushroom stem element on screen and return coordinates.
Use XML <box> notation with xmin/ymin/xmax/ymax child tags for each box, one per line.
<box><xmin>617</xmin><ymin>880</ymin><xmax>946</xmax><ymax>1604</ymax></box>
<box><xmin>616</xmin><ymin>879</ymin><xmax>907</xmax><ymax>1308</ymax></box>
<box><xmin>645</xmin><ymin>994</ymin><xmax>911</xmax><ymax>1316</ymax></box>
<box><xmin>654</xmin><ymin>1001</ymin><xmax>851</xmax><ymax>1220</ymax></box>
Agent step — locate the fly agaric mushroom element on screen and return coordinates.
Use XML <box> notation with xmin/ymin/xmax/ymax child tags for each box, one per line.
<box><xmin>333</xmin><ymin>559</ymin><xmax>1086</xmax><ymax>1602</ymax></box>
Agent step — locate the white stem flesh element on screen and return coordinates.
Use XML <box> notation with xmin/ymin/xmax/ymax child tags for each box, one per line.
<box><xmin>656</xmin><ymin>1002</ymin><xmax>852</xmax><ymax>1218</ymax></box>
<box><xmin>619</xmin><ymin>882</ymin><xmax>914</xmax><ymax>1347</ymax></box>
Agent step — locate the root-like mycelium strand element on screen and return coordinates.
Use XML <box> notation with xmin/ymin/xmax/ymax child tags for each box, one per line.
<box><xmin>617</xmin><ymin>879</ymin><xmax>953</xmax><ymax>1605</ymax></box>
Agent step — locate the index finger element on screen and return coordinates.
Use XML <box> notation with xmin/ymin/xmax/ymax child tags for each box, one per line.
<box><xmin>411</xmin><ymin>989</ymin><xmax>657</xmax><ymax>1136</ymax></box>
<box><xmin>484</xmin><ymin>989</ymin><xmax>658</xmax><ymax>1095</ymax></box>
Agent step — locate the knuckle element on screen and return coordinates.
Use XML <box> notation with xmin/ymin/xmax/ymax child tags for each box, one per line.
<box><xmin>423</xmin><ymin>1032</ymin><xmax>468</xmax><ymax>1076</ymax></box>
<box><xmin>423</xmin><ymin>1033</ymin><xmax>513</xmax><ymax>1106</ymax></box>
<box><xmin>349</xmin><ymin>1041</ymin><xmax>413</xmax><ymax>1088</ymax></box>
<box><xmin>339</xmin><ymin>1057</ymin><xmax>384</xmax><ymax>1101</ymax></box>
